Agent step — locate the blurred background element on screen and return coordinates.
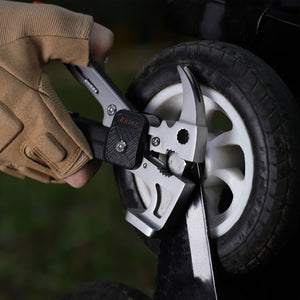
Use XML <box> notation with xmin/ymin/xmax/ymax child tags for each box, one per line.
<box><xmin>0</xmin><ymin>0</ymin><xmax>193</xmax><ymax>299</ymax></box>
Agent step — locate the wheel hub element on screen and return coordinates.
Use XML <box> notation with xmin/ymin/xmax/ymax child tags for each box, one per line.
<box><xmin>135</xmin><ymin>83</ymin><xmax>253</xmax><ymax>238</ymax></box>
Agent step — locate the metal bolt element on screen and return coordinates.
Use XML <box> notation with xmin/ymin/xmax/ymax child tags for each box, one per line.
<box><xmin>143</xmin><ymin>163</ymin><xmax>148</xmax><ymax>169</ymax></box>
<box><xmin>168</xmin><ymin>152</ymin><xmax>186</xmax><ymax>176</ymax></box>
<box><xmin>151</xmin><ymin>136</ymin><xmax>161</xmax><ymax>147</ymax></box>
<box><xmin>107</xmin><ymin>104</ymin><xmax>117</xmax><ymax>116</ymax></box>
<box><xmin>116</xmin><ymin>140</ymin><xmax>127</xmax><ymax>153</ymax></box>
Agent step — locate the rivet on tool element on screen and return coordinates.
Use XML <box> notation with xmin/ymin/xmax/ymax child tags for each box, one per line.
<box><xmin>143</xmin><ymin>163</ymin><xmax>148</xmax><ymax>169</ymax></box>
<box><xmin>107</xmin><ymin>104</ymin><xmax>117</xmax><ymax>116</ymax></box>
<box><xmin>151</xmin><ymin>137</ymin><xmax>160</xmax><ymax>147</ymax></box>
<box><xmin>116</xmin><ymin>140</ymin><xmax>127</xmax><ymax>153</ymax></box>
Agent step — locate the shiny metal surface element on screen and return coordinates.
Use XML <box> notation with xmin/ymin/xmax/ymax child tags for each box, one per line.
<box><xmin>186</xmin><ymin>165</ymin><xmax>218</xmax><ymax>299</ymax></box>
<box><xmin>148</xmin><ymin>66</ymin><xmax>208</xmax><ymax>163</ymax></box>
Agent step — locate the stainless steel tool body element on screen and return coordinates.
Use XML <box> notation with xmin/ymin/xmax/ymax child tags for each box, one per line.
<box><xmin>68</xmin><ymin>63</ymin><xmax>207</xmax><ymax>237</ymax></box>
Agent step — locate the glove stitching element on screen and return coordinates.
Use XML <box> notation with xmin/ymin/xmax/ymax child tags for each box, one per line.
<box><xmin>0</xmin><ymin>35</ymin><xmax>89</xmax><ymax>48</ymax></box>
<box><xmin>20</xmin><ymin>140</ymin><xmax>83</xmax><ymax>177</ymax></box>
<box><xmin>37</xmin><ymin>92</ymin><xmax>92</xmax><ymax>160</ymax></box>
<box><xmin>0</xmin><ymin>162</ymin><xmax>26</xmax><ymax>179</ymax></box>
<box><xmin>0</xmin><ymin>64</ymin><xmax>38</xmax><ymax>91</ymax></box>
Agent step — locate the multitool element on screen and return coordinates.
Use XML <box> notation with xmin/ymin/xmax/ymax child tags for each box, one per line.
<box><xmin>68</xmin><ymin>63</ymin><xmax>207</xmax><ymax>237</ymax></box>
<box><xmin>68</xmin><ymin>62</ymin><xmax>218</xmax><ymax>299</ymax></box>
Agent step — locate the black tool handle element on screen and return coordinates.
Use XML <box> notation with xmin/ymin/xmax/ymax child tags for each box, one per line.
<box><xmin>70</xmin><ymin>113</ymin><xmax>109</xmax><ymax>161</ymax></box>
<box><xmin>71</xmin><ymin>110</ymin><xmax>149</xmax><ymax>169</ymax></box>
<box><xmin>105</xmin><ymin>110</ymin><xmax>149</xmax><ymax>169</ymax></box>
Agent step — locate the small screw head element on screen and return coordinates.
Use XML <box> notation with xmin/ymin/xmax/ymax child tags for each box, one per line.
<box><xmin>143</xmin><ymin>163</ymin><xmax>148</xmax><ymax>169</ymax></box>
<box><xmin>107</xmin><ymin>104</ymin><xmax>117</xmax><ymax>116</ymax></box>
<box><xmin>116</xmin><ymin>140</ymin><xmax>127</xmax><ymax>153</ymax></box>
<box><xmin>151</xmin><ymin>137</ymin><xmax>160</xmax><ymax>147</ymax></box>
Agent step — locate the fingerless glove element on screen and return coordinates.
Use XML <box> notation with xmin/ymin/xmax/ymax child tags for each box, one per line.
<box><xmin>0</xmin><ymin>1</ymin><xmax>94</xmax><ymax>183</ymax></box>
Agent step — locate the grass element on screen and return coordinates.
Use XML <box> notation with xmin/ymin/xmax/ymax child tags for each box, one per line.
<box><xmin>0</xmin><ymin>56</ymin><xmax>158</xmax><ymax>300</ymax></box>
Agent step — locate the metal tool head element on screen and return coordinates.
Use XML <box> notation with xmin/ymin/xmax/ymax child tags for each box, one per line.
<box><xmin>127</xmin><ymin>65</ymin><xmax>208</xmax><ymax>236</ymax></box>
<box><xmin>178</xmin><ymin>65</ymin><xmax>206</xmax><ymax>128</ymax></box>
<box><xmin>148</xmin><ymin>65</ymin><xmax>208</xmax><ymax>163</ymax></box>
<box><xmin>68</xmin><ymin>62</ymin><xmax>208</xmax><ymax>237</ymax></box>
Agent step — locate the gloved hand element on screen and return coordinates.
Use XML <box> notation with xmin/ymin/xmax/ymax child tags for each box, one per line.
<box><xmin>0</xmin><ymin>1</ymin><xmax>113</xmax><ymax>187</ymax></box>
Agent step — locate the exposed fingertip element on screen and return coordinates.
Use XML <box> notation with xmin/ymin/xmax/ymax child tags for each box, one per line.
<box><xmin>89</xmin><ymin>23</ymin><xmax>114</xmax><ymax>65</ymax></box>
<box><xmin>65</xmin><ymin>159</ymin><xmax>101</xmax><ymax>188</ymax></box>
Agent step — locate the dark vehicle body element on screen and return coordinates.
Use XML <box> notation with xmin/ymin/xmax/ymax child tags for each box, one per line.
<box><xmin>165</xmin><ymin>0</ymin><xmax>300</xmax><ymax>101</ymax></box>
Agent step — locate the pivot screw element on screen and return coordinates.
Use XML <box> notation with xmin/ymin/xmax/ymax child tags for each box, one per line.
<box><xmin>151</xmin><ymin>137</ymin><xmax>160</xmax><ymax>147</ymax></box>
<box><xmin>107</xmin><ymin>104</ymin><xmax>117</xmax><ymax>116</ymax></box>
<box><xmin>168</xmin><ymin>152</ymin><xmax>186</xmax><ymax>176</ymax></box>
<box><xmin>116</xmin><ymin>140</ymin><xmax>127</xmax><ymax>153</ymax></box>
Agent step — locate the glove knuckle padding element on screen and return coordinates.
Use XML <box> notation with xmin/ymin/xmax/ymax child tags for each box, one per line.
<box><xmin>0</xmin><ymin>1</ymin><xmax>94</xmax><ymax>183</ymax></box>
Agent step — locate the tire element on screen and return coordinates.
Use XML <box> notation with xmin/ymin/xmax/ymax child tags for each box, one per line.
<box><xmin>115</xmin><ymin>41</ymin><xmax>300</xmax><ymax>274</ymax></box>
<box><xmin>58</xmin><ymin>281</ymin><xmax>150</xmax><ymax>300</ymax></box>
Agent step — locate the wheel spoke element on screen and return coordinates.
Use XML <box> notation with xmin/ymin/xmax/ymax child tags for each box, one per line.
<box><xmin>208</xmin><ymin>129</ymin><xmax>240</xmax><ymax>148</ymax></box>
<box><xmin>212</xmin><ymin>168</ymin><xmax>244</xmax><ymax>199</ymax></box>
<box><xmin>204</xmin><ymin>186</ymin><xmax>223</xmax><ymax>219</ymax></box>
<box><xmin>204</xmin><ymin>97</ymin><xmax>219</xmax><ymax>128</ymax></box>
<box><xmin>204</xmin><ymin>97</ymin><xmax>219</xmax><ymax>113</ymax></box>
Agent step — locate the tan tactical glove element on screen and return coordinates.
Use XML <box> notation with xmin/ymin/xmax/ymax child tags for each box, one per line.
<box><xmin>0</xmin><ymin>1</ymin><xmax>94</xmax><ymax>183</ymax></box>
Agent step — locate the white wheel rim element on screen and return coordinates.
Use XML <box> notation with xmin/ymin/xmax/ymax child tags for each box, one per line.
<box><xmin>134</xmin><ymin>84</ymin><xmax>254</xmax><ymax>238</ymax></box>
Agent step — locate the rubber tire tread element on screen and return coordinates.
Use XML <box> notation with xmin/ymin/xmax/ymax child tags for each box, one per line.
<box><xmin>115</xmin><ymin>40</ymin><xmax>300</xmax><ymax>274</ymax></box>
